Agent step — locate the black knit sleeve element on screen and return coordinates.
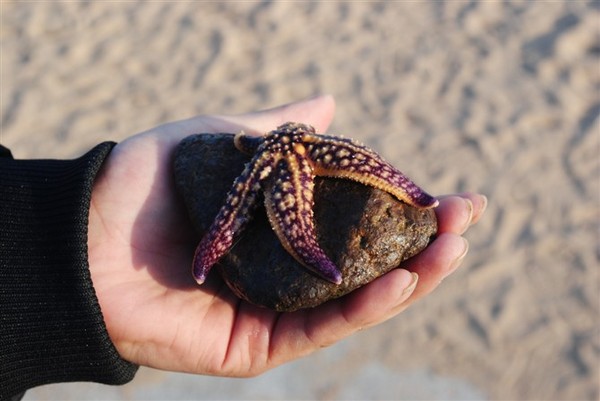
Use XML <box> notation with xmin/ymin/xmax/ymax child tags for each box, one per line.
<box><xmin>0</xmin><ymin>143</ymin><xmax>138</xmax><ymax>400</ymax></box>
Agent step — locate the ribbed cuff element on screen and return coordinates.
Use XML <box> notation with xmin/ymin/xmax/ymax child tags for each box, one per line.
<box><xmin>0</xmin><ymin>143</ymin><xmax>138</xmax><ymax>399</ymax></box>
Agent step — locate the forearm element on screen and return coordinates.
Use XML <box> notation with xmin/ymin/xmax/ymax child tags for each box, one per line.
<box><xmin>0</xmin><ymin>143</ymin><xmax>138</xmax><ymax>399</ymax></box>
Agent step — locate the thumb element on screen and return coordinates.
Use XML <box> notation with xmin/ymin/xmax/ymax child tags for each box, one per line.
<box><xmin>228</xmin><ymin>94</ymin><xmax>337</xmax><ymax>134</ymax></box>
<box><xmin>171</xmin><ymin>95</ymin><xmax>336</xmax><ymax>137</ymax></box>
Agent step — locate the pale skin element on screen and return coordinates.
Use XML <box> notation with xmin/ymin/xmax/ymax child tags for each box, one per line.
<box><xmin>88</xmin><ymin>95</ymin><xmax>487</xmax><ymax>377</ymax></box>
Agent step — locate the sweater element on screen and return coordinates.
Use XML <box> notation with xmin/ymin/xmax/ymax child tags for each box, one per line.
<box><xmin>0</xmin><ymin>143</ymin><xmax>138</xmax><ymax>400</ymax></box>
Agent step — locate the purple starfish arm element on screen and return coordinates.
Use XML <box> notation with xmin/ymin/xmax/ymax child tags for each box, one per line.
<box><xmin>192</xmin><ymin>154</ymin><xmax>272</xmax><ymax>284</ymax></box>
<box><xmin>264</xmin><ymin>156</ymin><xmax>343</xmax><ymax>284</ymax></box>
<box><xmin>306</xmin><ymin>135</ymin><xmax>438</xmax><ymax>209</ymax></box>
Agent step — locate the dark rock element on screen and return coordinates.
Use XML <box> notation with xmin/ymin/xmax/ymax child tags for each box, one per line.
<box><xmin>174</xmin><ymin>134</ymin><xmax>438</xmax><ymax>311</ymax></box>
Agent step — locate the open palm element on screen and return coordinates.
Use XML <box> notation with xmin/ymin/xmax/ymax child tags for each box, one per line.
<box><xmin>87</xmin><ymin>96</ymin><xmax>486</xmax><ymax>377</ymax></box>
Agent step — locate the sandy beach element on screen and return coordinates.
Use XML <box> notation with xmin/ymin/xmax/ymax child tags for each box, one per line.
<box><xmin>2</xmin><ymin>1</ymin><xmax>598</xmax><ymax>400</ymax></box>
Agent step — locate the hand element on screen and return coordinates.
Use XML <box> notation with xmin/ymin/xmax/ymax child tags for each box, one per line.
<box><xmin>88</xmin><ymin>95</ymin><xmax>487</xmax><ymax>376</ymax></box>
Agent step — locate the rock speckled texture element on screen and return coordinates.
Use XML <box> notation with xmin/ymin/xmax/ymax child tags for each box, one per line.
<box><xmin>174</xmin><ymin>134</ymin><xmax>437</xmax><ymax>311</ymax></box>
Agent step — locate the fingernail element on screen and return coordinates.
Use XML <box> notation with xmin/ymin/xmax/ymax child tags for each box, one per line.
<box><xmin>479</xmin><ymin>194</ymin><xmax>488</xmax><ymax>213</ymax></box>
<box><xmin>473</xmin><ymin>194</ymin><xmax>488</xmax><ymax>223</ymax></box>
<box><xmin>448</xmin><ymin>238</ymin><xmax>469</xmax><ymax>275</ymax></box>
<box><xmin>401</xmin><ymin>272</ymin><xmax>419</xmax><ymax>296</ymax></box>
<box><xmin>461</xmin><ymin>198</ymin><xmax>474</xmax><ymax>233</ymax></box>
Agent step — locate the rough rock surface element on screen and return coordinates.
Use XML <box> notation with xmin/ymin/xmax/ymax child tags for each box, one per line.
<box><xmin>174</xmin><ymin>134</ymin><xmax>437</xmax><ymax>311</ymax></box>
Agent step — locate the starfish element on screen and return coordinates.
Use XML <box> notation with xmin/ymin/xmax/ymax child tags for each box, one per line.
<box><xmin>192</xmin><ymin>122</ymin><xmax>438</xmax><ymax>285</ymax></box>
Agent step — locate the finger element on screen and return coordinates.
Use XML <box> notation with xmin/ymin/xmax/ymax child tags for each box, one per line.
<box><xmin>336</xmin><ymin>268</ymin><xmax>419</xmax><ymax>329</ymax></box>
<box><xmin>170</xmin><ymin>94</ymin><xmax>336</xmax><ymax>138</ymax></box>
<box><xmin>229</xmin><ymin>94</ymin><xmax>336</xmax><ymax>135</ymax></box>
<box><xmin>269</xmin><ymin>268</ymin><xmax>418</xmax><ymax>365</ymax></box>
<box><xmin>435</xmin><ymin>193</ymin><xmax>487</xmax><ymax>235</ymax></box>
<box><xmin>457</xmin><ymin>192</ymin><xmax>487</xmax><ymax>225</ymax></box>
<box><xmin>312</xmin><ymin>268</ymin><xmax>419</xmax><ymax>339</ymax></box>
<box><xmin>402</xmin><ymin>232</ymin><xmax>468</xmax><ymax>303</ymax></box>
